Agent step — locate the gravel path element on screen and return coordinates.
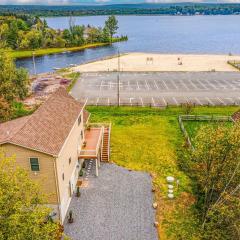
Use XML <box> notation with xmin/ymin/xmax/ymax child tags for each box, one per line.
<box><xmin>64</xmin><ymin>162</ymin><xmax>158</xmax><ymax>240</ymax></box>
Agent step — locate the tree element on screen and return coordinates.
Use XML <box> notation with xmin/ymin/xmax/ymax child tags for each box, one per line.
<box><xmin>0</xmin><ymin>97</ymin><xmax>12</xmax><ymax>123</ymax></box>
<box><xmin>0</xmin><ymin>51</ymin><xmax>29</xmax><ymax>102</ymax></box>
<box><xmin>189</xmin><ymin>123</ymin><xmax>240</xmax><ymax>239</ymax></box>
<box><xmin>182</xmin><ymin>101</ymin><xmax>194</xmax><ymax>115</ymax></box>
<box><xmin>104</xmin><ymin>15</ymin><xmax>118</xmax><ymax>43</ymax></box>
<box><xmin>86</xmin><ymin>27</ymin><xmax>103</xmax><ymax>44</ymax></box>
<box><xmin>0</xmin><ymin>149</ymin><xmax>61</xmax><ymax>239</ymax></box>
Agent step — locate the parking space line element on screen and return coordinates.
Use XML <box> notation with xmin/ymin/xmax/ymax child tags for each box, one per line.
<box><xmin>189</xmin><ymin>79</ymin><xmax>198</xmax><ymax>89</ymax></box>
<box><xmin>129</xmin><ymin>98</ymin><xmax>133</xmax><ymax>106</ymax></box>
<box><xmin>151</xmin><ymin>97</ymin><xmax>156</xmax><ymax>107</ymax></box>
<box><xmin>213</xmin><ymin>80</ymin><xmax>226</xmax><ymax>89</ymax></box>
<box><xmin>162</xmin><ymin>97</ymin><xmax>167</xmax><ymax>106</ymax></box>
<box><xmin>222</xmin><ymin>80</ymin><xmax>236</xmax><ymax>90</ymax></box>
<box><xmin>206</xmin><ymin>97</ymin><xmax>214</xmax><ymax>106</ymax></box>
<box><xmin>136</xmin><ymin>80</ymin><xmax>140</xmax><ymax>90</ymax></box>
<box><xmin>96</xmin><ymin>98</ymin><xmax>99</xmax><ymax>105</ymax></box>
<box><xmin>100</xmin><ymin>80</ymin><xmax>103</xmax><ymax>91</ymax></box>
<box><xmin>217</xmin><ymin>97</ymin><xmax>225</xmax><ymax>105</ymax></box>
<box><xmin>225</xmin><ymin>98</ymin><xmax>235</xmax><ymax>104</ymax></box>
<box><xmin>154</xmin><ymin>80</ymin><xmax>159</xmax><ymax>90</ymax></box>
<box><xmin>170</xmin><ymin>79</ymin><xmax>178</xmax><ymax>89</ymax></box>
<box><xmin>162</xmin><ymin>80</ymin><xmax>169</xmax><ymax>90</ymax></box>
<box><xmin>195</xmin><ymin>98</ymin><xmax>202</xmax><ymax>106</ymax></box>
<box><xmin>173</xmin><ymin>97</ymin><xmax>179</xmax><ymax>106</ymax></box>
<box><xmin>196</xmin><ymin>79</ymin><xmax>207</xmax><ymax>90</ymax></box>
<box><xmin>145</xmin><ymin>79</ymin><xmax>150</xmax><ymax>90</ymax></box>
<box><xmin>180</xmin><ymin>79</ymin><xmax>190</xmax><ymax>90</ymax></box>
<box><xmin>206</xmin><ymin>80</ymin><xmax>218</xmax><ymax>90</ymax></box>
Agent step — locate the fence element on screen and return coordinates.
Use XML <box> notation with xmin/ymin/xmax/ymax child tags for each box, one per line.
<box><xmin>228</xmin><ymin>60</ymin><xmax>240</xmax><ymax>71</ymax></box>
<box><xmin>178</xmin><ymin>115</ymin><xmax>234</xmax><ymax>150</ymax></box>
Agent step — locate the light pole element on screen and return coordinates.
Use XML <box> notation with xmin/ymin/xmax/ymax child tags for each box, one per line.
<box><xmin>32</xmin><ymin>52</ymin><xmax>37</xmax><ymax>75</ymax></box>
<box><xmin>117</xmin><ymin>50</ymin><xmax>120</xmax><ymax>107</ymax></box>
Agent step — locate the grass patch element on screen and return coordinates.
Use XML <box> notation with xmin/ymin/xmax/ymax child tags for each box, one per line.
<box><xmin>65</xmin><ymin>72</ymin><xmax>81</xmax><ymax>92</ymax></box>
<box><xmin>87</xmin><ymin>106</ymin><xmax>238</xmax><ymax>239</ymax></box>
<box><xmin>184</xmin><ymin>120</ymin><xmax>233</xmax><ymax>142</ymax></box>
<box><xmin>11</xmin><ymin>102</ymin><xmax>34</xmax><ymax>119</ymax></box>
<box><xmin>8</xmin><ymin>43</ymin><xmax>110</xmax><ymax>59</ymax></box>
<box><xmin>8</xmin><ymin>37</ymin><xmax>128</xmax><ymax>59</ymax></box>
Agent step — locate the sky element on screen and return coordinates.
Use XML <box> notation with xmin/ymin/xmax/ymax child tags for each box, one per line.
<box><xmin>2</xmin><ymin>0</ymin><xmax>240</xmax><ymax>5</ymax></box>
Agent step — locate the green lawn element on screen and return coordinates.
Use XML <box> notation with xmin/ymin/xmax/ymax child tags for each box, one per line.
<box><xmin>184</xmin><ymin>120</ymin><xmax>233</xmax><ymax>143</ymax></box>
<box><xmin>87</xmin><ymin>106</ymin><xmax>238</xmax><ymax>239</ymax></box>
<box><xmin>8</xmin><ymin>38</ymin><xmax>126</xmax><ymax>59</ymax></box>
<box><xmin>8</xmin><ymin>43</ymin><xmax>110</xmax><ymax>59</ymax></box>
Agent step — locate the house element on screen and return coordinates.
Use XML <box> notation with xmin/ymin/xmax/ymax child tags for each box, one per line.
<box><xmin>0</xmin><ymin>88</ymin><xmax>111</xmax><ymax>223</ymax></box>
<box><xmin>232</xmin><ymin>110</ymin><xmax>240</xmax><ymax>122</ymax></box>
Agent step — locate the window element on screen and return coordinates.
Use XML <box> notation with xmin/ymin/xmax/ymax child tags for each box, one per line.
<box><xmin>81</xmin><ymin>130</ymin><xmax>83</xmax><ymax>139</ymax></box>
<box><xmin>78</xmin><ymin>114</ymin><xmax>82</xmax><ymax>126</ymax></box>
<box><xmin>69</xmin><ymin>157</ymin><xmax>71</xmax><ymax>165</ymax></box>
<box><xmin>30</xmin><ymin>157</ymin><xmax>40</xmax><ymax>171</ymax></box>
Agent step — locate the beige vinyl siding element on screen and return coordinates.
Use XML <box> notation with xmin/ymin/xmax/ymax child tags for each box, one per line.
<box><xmin>1</xmin><ymin>143</ymin><xmax>58</xmax><ymax>204</ymax></box>
<box><xmin>56</xmin><ymin>112</ymin><xmax>84</xmax><ymax>219</ymax></box>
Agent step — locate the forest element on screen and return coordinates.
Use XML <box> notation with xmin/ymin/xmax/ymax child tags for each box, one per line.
<box><xmin>0</xmin><ymin>15</ymin><xmax>126</xmax><ymax>51</ymax></box>
<box><xmin>0</xmin><ymin>3</ymin><xmax>240</xmax><ymax>16</ymax></box>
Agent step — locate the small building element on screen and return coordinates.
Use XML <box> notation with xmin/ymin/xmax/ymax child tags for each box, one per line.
<box><xmin>0</xmin><ymin>88</ymin><xmax>111</xmax><ymax>223</ymax></box>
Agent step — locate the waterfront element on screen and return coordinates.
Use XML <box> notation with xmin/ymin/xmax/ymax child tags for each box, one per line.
<box><xmin>16</xmin><ymin>15</ymin><xmax>240</xmax><ymax>73</ymax></box>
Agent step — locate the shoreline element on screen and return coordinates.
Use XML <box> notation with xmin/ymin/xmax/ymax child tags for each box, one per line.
<box><xmin>9</xmin><ymin>38</ymin><xmax>126</xmax><ymax>59</ymax></box>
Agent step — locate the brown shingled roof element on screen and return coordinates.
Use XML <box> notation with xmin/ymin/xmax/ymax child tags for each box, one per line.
<box><xmin>232</xmin><ymin>110</ymin><xmax>240</xmax><ymax>122</ymax></box>
<box><xmin>0</xmin><ymin>87</ymin><xmax>84</xmax><ymax>156</ymax></box>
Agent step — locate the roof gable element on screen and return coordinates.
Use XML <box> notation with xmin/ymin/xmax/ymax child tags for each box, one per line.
<box><xmin>0</xmin><ymin>88</ymin><xmax>84</xmax><ymax>156</ymax></box>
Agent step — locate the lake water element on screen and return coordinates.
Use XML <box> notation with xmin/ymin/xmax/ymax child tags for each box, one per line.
<box><xmin>16</xmin><ymin>15</ymin><xmax>240</xmax><ymax>74</ymax></box>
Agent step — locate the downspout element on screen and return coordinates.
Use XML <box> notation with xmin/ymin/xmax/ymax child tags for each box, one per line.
<box><xmin>53</xmin><ymin>157</ymin><xmax>62</xmax><ymax>223</ymax></box>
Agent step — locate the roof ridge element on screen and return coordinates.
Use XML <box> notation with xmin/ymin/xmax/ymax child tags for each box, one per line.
<box><xmin>6</xmin><ymin>89</ymin><xmax>63</xmax><ymax>141</ymax></box>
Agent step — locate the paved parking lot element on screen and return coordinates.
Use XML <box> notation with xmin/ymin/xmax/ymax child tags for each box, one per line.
<box><xmin>71</xmin><ymin>72</ymin><xmax>240</xmax><ymax>106</ymax></box>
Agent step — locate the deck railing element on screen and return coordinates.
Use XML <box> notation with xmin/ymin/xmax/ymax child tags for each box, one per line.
<box><xmin>79</xmin><ymin>126</ymin><xmax>104</xmax><ymax>158</ymax></box>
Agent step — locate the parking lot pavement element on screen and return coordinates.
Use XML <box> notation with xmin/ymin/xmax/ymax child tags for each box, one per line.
<box><xmin>71</xmin><ymin>72</ymin><xmax>240</xmax><ymax>106</ymax></box>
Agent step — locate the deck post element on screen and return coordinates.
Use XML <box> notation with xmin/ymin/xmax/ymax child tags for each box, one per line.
<box><xmin>98</xmin><ymin>153</ymin><xmax>101</xmax><ymax>168</ymax></box>
<box><xmin>95</xmin><ymin>159</ymin><xmax>98</xmax><ymax>177</ymax></box>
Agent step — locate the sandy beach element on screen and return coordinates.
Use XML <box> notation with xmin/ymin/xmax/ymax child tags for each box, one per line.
<box><xmin>72</xmin><ymin>53</ymin><xmax>240</xmax><ymax>72</ymax></box>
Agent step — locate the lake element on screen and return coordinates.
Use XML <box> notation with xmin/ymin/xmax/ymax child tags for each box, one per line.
<box><xmin>16</xmin><ymin>15</ymin><xmax>240</xmax><ymax>74</ymax></box>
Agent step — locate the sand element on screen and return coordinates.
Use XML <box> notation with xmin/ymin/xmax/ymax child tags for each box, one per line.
<box><xmin>72</xmin><ymin>53</ymin><xmax>240</xmax><ymax>72</ymax></box>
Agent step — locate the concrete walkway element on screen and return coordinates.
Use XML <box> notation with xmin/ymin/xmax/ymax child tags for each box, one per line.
<box><xmin>64</xmin><ymin>162</ymin><xmax>158</xmax><ymax>240</ymax></box>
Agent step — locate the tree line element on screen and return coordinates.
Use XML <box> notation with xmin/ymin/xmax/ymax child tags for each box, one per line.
<box><xmin>0</xmin><ymin>15</ymin><xmax>126</xmax><ymax>50</ymax></box>
<box><xmin>179</xmin><ymin>122</ymin><xmax>240</xmax><ymax>239</ymax></box>
<box><xmin>1</xmin><ymin>4</ymin><xmax>240</xmax><ymax>16</ymax></box>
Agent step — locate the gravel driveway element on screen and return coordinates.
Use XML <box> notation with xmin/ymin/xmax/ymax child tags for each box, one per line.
<box><xmin>64</xmin><ymin>162</ymin><xmax>158</xmax><ymax>240</ymax></box>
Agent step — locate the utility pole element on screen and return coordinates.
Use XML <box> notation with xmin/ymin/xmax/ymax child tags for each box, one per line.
<box><xmin>117</xmin><ymin>50</ymin><xmax>120</xmax><ymax>107</ymax></box>
<box><xmin>32</xmin><ymin>52</ymin><xmax>37</xmax><ymax>75</ymax></box>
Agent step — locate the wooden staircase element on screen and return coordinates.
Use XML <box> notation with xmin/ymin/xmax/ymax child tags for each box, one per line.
<box><xmin>101</xmin><ymin>125</ymin><xmax>111</xmax><ymax>162</ymax></box>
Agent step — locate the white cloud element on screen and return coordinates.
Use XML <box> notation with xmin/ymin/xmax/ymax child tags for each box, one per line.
<box><xmin>1</xmin><ymin>0</ymin><xmax>71</xmax><ymax>4</ymax></box>
<box><xmin>145</xmin><ymin>0</ymin><xmax>203</xmax><ymax>2</ymax></box>
<box><xmin>95</xmin><ymin>0</ymin><xmax>110</xmax><ymax>2</ymax></box>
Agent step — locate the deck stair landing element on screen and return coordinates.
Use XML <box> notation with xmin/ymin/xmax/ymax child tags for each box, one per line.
<box><xmin>101</xmin><ymin>124</ymin><xmax>111</xmax><ymax>162</ymax></box>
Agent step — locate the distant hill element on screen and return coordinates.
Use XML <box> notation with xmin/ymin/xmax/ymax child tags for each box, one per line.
<box><xmin>1</xmin><ymin>3</ymin><xmax>240</xmax><ymax>16</ymax></box>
